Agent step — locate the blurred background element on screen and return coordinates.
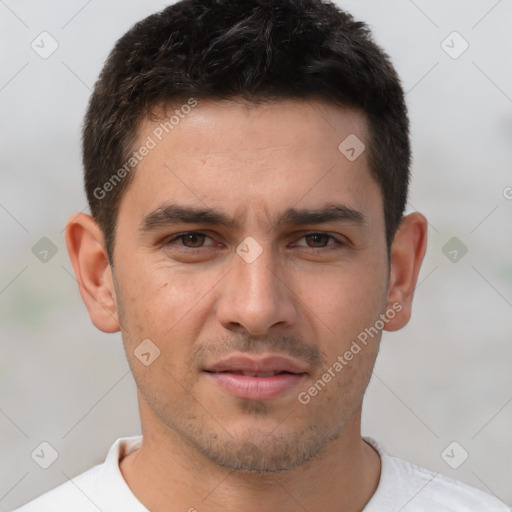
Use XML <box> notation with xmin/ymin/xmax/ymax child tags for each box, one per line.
<box><xmin>1</xmin><ymin>0</ymin><xmax>511</xmax><ymax>509</ymax></box>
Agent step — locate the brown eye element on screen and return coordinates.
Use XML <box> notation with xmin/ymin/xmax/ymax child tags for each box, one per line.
<box><xmin>304</xmin><ymin>233</ymin><xmax>331</xmax><ymax>248</ymax></box>
<box><xmin>180</xmin><ymin>233</ymin><xmax>206</xmax><ymax>248</ymax></box>
<box><xmin>295</xmin><ymin>233</ymin><xmax>343</xmax><ymax>249</ymax></box>
<box><xmin>164</xmin><ymin>232</ymin><xmax>214</xmax><ymax>251</ymax></box>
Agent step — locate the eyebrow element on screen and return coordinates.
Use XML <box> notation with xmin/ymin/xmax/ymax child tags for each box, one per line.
<box><xmin>138</xmin><ymin>202</ymin><xmax>367</xmax><ymax>234</ymax></box>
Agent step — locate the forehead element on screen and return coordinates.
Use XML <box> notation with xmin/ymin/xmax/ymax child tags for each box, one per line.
<box><xmin>119</xmin><ymin>98</ymin><xmax>382</xmax><ymax>231</ymax></box>
<box><xmin>142</xmin><ymin>98</ymin><xmax>368</xmax><ymax>164</ymax></box>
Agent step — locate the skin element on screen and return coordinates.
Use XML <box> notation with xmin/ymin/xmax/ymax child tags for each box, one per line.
<box><xmin>66</xmin><ymin>98</ymin><xmax>427</xmax><ymax>512</ymax></box>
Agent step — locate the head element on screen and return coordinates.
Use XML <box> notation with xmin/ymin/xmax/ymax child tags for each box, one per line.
<box><xmin>67</xmin><ymin>0</ymin><xmax>427</xmax><ymax>473</ymax></box>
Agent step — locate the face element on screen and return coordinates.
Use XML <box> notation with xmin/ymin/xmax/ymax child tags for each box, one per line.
<box><xmin>111</xmin><ymin>99</ymin><xmax>391</xmax><ymax>472</ymax></box>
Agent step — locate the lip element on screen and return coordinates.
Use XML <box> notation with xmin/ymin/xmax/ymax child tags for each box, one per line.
<box><xmin>203</xmin><ymin>354</ymin><xmax>309</xmax><ymax>401</ymax></box>
<box><xmin>204</xmin><ymin>354</ymin><xmax>309</xmax><ymax>374</ymax></box>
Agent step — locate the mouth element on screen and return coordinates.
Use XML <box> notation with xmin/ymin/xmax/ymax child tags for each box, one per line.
<box><xmin>203</xmin><ymin>355</ymin><xmax>308</xmax><ymax>401</ymax></box>
<box><xmin>207</xmin><ymin>370</ymin><xmax>295</xmax><ymax>377</ymax></box>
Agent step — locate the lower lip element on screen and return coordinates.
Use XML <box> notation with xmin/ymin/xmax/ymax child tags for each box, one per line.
<box><xmin>204</xmin><ymin>372</ymin><xmax>306</xmax><ymax>400</ymax></box>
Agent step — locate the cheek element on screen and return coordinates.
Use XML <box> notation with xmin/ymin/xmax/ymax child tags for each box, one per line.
<box><xmin>297</xmin><ymin>261</ymin><xmax>387</xmax><ymax>338</ymax></box>
<box><xmin>116</xmin><ymin>263</ymin><xmax>216</xmax><ymax>368</ymax></box>
<box><xmin>115</xmin><ymin>269</ymin><xmax>206</xmax><ymax>408</ymax></box>
<box><xmin>119</xmin><ymin>263</ymin><xmax>194</xmax><ymax>329</ymax></box>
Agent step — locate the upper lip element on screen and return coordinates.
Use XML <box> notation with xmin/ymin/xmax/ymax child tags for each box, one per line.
<box><xmin>204</xmin><ymin>355</ymin><xmax>309</xmax><ymax>374</ymax></box>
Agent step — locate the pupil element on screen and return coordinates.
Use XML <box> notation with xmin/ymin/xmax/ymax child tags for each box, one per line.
<box><xmin>309</xmin><ymin>234</ymin><xmax>326</xmax><ymax>247</ymax></box>
<box><xmin>186</xmin><ymin>234</ymin><xmax>203</xmax><ymax>247</ymax></box>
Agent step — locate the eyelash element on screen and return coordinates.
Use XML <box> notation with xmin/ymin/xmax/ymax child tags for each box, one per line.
<box><xmin>163</xmin><ymin>231</ymin><xmax>345</xmax><ymax>253</ymax></box>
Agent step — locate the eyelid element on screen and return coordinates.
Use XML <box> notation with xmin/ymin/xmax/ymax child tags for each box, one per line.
<box><xmin>163</xmin><ymin>231</ymin><xmax>216</xmax><ymax>248</ymax></box>
<box><xmin>292</xmin><ymin>232</ymin><xmax>345</xmax><ymax>248</ymax></box>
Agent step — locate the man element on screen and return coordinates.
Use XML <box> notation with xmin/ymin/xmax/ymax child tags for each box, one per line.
<box><xmin>14</xmin><ymin>0</ymin><xmax>510</xmax><ymax>510</ymax></box>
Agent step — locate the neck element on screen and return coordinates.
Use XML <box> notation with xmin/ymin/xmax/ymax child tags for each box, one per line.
<box><xmin>120</xmin><ymin>402</ymin><xmax>381</xmax><ymax>512</ymax></box>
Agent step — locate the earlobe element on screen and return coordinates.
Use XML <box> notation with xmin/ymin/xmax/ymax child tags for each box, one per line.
<box><xmin>384</xmin><ymin>212</ymin><xmax>428</xmax><ymax>332</ymax></box>
<box><xmin>65</xmin><ymin>213</ymin><xmax>120</xmax><ymax>333</ymax></box>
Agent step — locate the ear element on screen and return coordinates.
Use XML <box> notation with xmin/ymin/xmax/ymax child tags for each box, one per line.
<box><xmin>384</xmin><ymin>212</ymin><xmax>428</xmax><ymax>332</ymax></box>
<box><xmin>65</xmin><ymin>213</ymin><xmax>120</xmax><ymax>333</ymax></box>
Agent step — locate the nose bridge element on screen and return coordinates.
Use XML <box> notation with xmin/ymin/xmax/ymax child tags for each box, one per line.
<box><xmin>234</xmin><ymin>238</ymin><xmax>280</xmax><ymax>305</ymax></box>
<box><xmin>216</xmin><ymin>238</ymin><xmax>296</xmax><ymax>334</ymax></box>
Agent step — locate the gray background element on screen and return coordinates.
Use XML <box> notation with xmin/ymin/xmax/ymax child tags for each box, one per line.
<box><xmin>1</xmin><ymin>0</ymin><xmax>511</xmax><ymax>509</ymax></box>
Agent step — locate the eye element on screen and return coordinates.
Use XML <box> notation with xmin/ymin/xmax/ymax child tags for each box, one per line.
<box><xmin>164</xmin><ymin>232</ymin><xmax>214</xmax><ymax>250</ymax></box>
<box><xmin>295</xmin><ymin>233</ymin><xmax>344</xmax><ymax>249</ymax></box>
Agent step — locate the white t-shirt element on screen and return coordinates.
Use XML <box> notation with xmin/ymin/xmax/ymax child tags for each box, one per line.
<box><xmin>13</xmin><ymin>436</ymin><xmax>511</xmax><ymax>511</ymax></box>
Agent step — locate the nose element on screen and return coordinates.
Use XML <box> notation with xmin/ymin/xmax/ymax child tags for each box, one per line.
<box><xmin>216</xmin><ymin>242</ymin><xmax>298</xmax><ymax>336</ymax></box>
